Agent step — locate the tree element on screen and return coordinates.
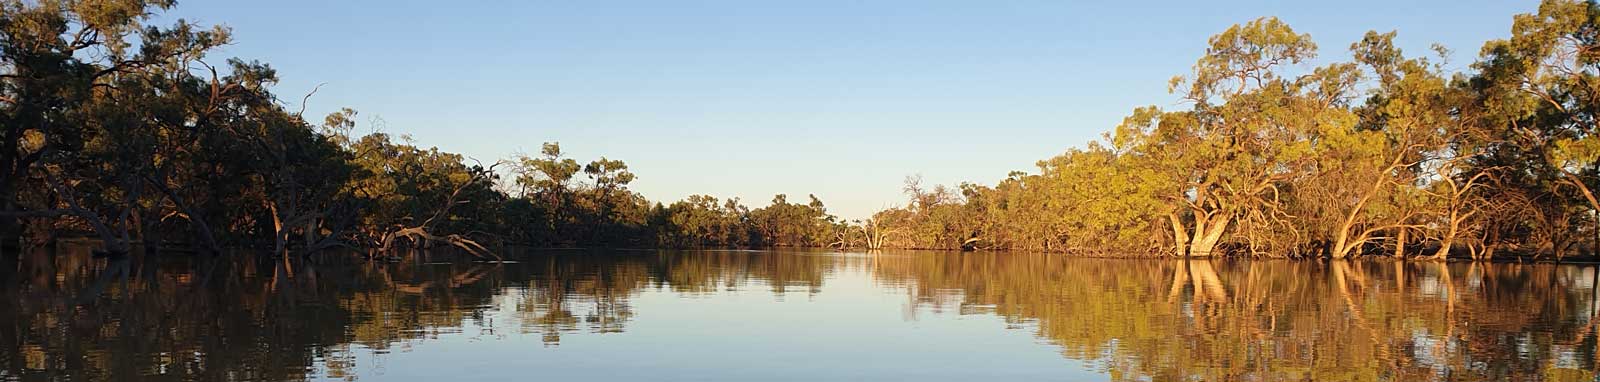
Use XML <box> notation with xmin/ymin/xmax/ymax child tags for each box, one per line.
<box><xmin>1116</xmin><ymin>17</ymin><xmax>1342</xmax><ymax>257</ymax></box>
<box><xmin>1</xmin><ymin>0</ymin><xmax>231</xmax><ymax>252</ymax></box>
<box><xmin>514</xmin><ymin>142</ymin><xmax>582</xmax><ymax>200</ymax></box>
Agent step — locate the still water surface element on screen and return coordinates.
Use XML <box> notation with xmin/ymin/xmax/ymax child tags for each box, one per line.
<box><xmin>3</xmin><ymin>248</ymin><xmax>1599</xmax><ymax>381</ymax></box>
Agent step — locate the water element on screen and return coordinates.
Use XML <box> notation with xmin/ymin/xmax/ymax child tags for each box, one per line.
<box><xmin>3</xmin><ymin>247</ymin><xmax>1599</xmax><ymax>381</ymax></box>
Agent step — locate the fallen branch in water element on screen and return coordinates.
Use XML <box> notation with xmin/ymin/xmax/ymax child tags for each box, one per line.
<box><xmin>373</xmin><ymin>160</ymin><xmax>502</xmax><ymax>260</ymax></box>
<box><xmin>381</xmin><ymin>226</ymin><xmax>501</xmax><ymax>260</ymax></box>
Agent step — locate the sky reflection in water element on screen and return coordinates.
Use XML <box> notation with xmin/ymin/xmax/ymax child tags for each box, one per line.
<box><xmin>2</xmin><ymin>248</ymin><xmax>1598</xmax><ymax>381</ymax></box>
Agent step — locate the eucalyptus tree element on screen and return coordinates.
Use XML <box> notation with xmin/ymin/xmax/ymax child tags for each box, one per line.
<box><xmin>0</xmin><ymin>0</ymin><xmax>233</xmax><ymax>251</ymax></box>
<box><xmin>580</xmin><ymin>156</ymin><xmax>635</xmax><ymax>243</ymax></box>
<box><xmin>245</xmin><ymin>105</ymin><xmax>361</xmax><ymax>257</ymax></box>
<box><xmin>343</xmin><ymin>131</ymin><xmax>499</xmax><ymax>256</ymax></box>
<box><xmin>1481</xmin><ymin>0</ymin><xmax>1600</xmax><ymax>211</ymax></box>
<box><xmin>659</xmin><ymin>194</ymin><xmax>753</xmax><ymax>248</ymax></box>
<box><xmin>1458</xmin><ymin>0</ymin><xmax>1600</xmax><ymax>258</ymax></box>
<box><xmin>1115</xmin><ymin>18</ymin><xmax>1349</xmax><ymax>257</ymax></box>
<box><xmin>584</xmin><ymin>157</ymin><xmax>635</xmax><ymax>192</ymax></box>
<box><xmin>749</xmin><ymin>194</ymin><xmax>834</xmax><ymax>247</ymax></box>
<box><xmin>507</xmin><ymin>142</ymin><xmax>582</xmax><ymax>242</ymax></box>
<box><xmin>1304</xmin><ymin>31</ymin><xmax>1457</xmax><ymax>259</ymax></box>
<box><xmin>1036</xmin><ymin>143</ymin><xmax>1167</xmax><ymax>254</ymax></box>
<box><xmin>514</xmin><ymin>142</ymin><xmax>581</xmax><ymax>200</ymax></box>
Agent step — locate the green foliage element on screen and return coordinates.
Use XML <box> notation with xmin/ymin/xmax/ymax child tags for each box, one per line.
<box><xmin>860</xmin><ymin>1</ymin><xmax>1600</xmax><ymax>259</ymax></box>
<box><xmin>7</xmin><ymin>0</ymin><xmax>1600</xmax><ymax>260</ymax></box>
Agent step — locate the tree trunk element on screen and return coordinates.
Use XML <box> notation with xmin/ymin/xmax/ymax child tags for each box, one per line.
<box><xmin>269</xmin><ymin>202</ymin><xmax>288</xmax><ymax>258</ymax></box>
<box><xmin>1559</xmin><ymin>171</ymin><xmax>1600</xmax><ymax>259</ymax></box>
<box><xmin>184</xmin><ymin>207</ymin><xmax>222</xmax><ymax>255</ymax></box>
<box><xmin>141</xmin><ymin>211</ymin><xmax>162</xmax><ymax>255</ymax></box>
<box><xmin>1332</xmin><ymin>231</ymin><xmax>1353</xmax><ymax>259</ymax></box>
<box><xmin>304</xmin><ymin>217</ymin><xmax>318</xmax><ymax>249</ymax></box>
<box><xmin>1432</xmin><ymin>237</ymin><xmax>1452</xmax><ymax>261</ymax></box>
<box><xmin>1564</xmin><ymin>171</ymin><xmax>1600</xmax><ymax>221</ymax></box>
<box><xmin>1168</xmin><ymin>211</ymin><xmax>1190</xmax><ymax>257</ymax></box>
<box><xmin>1189</xmin><ymin>214</ymin><xmax>1229</xmax><ymax>257</ymax></box>
<box><xmin>42</xmin><ymin>172</ymin><xmax>127</xmax><ymax>254</ymax></box>
<box><xmin>147</xmin><ymin>174</ymin><xmax>221</xmax><ymax>255</ymax></box>
<box><xmin>1394</xmin><ymin>228</ymin><xmax>1407</xmax><ymax>259</ymax></box>
<box><xmin>1431</xmin><ymin>213</ymin><xmax>1459</xmax><ymax>260</ymax></box>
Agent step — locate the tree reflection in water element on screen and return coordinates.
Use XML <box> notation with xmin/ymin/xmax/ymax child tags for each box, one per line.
<box><xmin>874</xmin><ymin>253</ymin><xmax>1600</xmax><ymax>381</ymax></box>
<box><xmin>2</xmin><ymin>247</ymin><xmax>1597</xmax><ymax>381</ymax></box>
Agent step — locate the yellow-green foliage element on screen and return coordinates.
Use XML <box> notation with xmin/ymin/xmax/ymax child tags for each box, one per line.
<box><xmin>866</xmin><ymin>1</ymin><xmax>1600</xmax><ymax>259</ymax></box>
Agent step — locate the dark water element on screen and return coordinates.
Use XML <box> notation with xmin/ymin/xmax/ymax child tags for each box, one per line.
<box><xmin>3</xmin><ymin>246</ymin><xmax>1600</xmax><ymax>381</ymax></box>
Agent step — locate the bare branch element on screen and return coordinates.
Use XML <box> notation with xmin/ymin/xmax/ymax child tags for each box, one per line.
<box><xmin>297</xmin><ymin>82</ymin><xmax>327</xmax><ymax>117</ymax></box>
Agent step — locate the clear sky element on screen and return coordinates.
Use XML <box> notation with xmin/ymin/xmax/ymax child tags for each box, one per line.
<box><xmin>156</xmin><ymin>0</ymin><xmax>1532</xmax><ymax>219</ymax></box>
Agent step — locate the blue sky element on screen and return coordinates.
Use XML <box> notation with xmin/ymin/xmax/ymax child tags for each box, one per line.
<box><xmin>158</xmin><ymin>1</ymin><xmax>1531</xmax><ymax>219</ymax></box>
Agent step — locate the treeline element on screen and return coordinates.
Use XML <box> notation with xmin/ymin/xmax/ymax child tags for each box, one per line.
<box><xmin>848</xmin><ymin>0</ymin><xmax>1600</xmax><ymax>260</ymax></box>
<box><xmin>502</xmin><ymin>143</ymin><xmax>841</xmax><ymax>249</ymax></box>
<box><xmin>14</xmin><ymin>1</ymin><xmax>1600</xmax><ymax>261</ymax></box>
<box><xmin>0</xmin><ymin>1</ymin><xmax>846</xmax><ymax>257</ymax></box>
